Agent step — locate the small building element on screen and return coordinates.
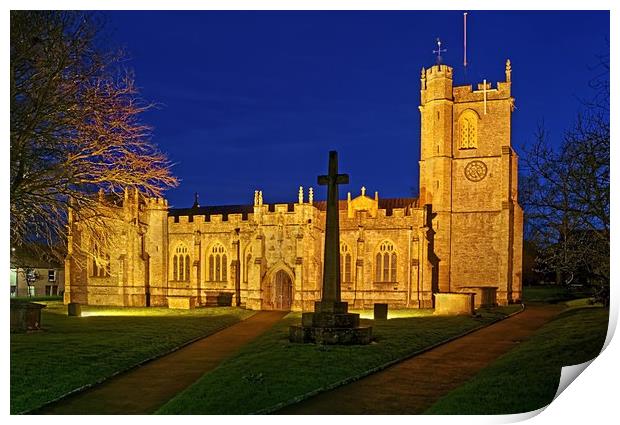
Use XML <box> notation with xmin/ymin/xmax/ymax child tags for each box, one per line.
<box><xmin>10</xmin><ymin>247</ymin><xmax>65</xmax><ymax>298</ymax></box>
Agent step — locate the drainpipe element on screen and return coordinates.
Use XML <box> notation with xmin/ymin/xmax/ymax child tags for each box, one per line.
<box><xmin>407</xmin><ymin>226</ymin><xmax>412</xmax><ymax>307</ymax></box>
<box><xmin>235</xmin><ymin>228</ymin><xmax>241</xmax><ymax>307</ymax></box>
<box><xmin>417</xmin><ymin>232</ymin><xmax>422</xmax><ymax>308</ymax></box>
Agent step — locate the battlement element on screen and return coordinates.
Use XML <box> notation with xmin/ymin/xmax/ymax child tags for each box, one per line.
<box><xmin>423</xmin><ymin>64</ymin><xmax>454</xmax><ymax>81</ymax></box>
<box><xmin>455</xmin><ymin>59</ymin><xmax>512</xmax><ymax>101</ymax></box>
<box><xmin>453</xmin><ymin>80</ymin><xmax>511</xmax><ymax>102</ymax></box>
<box><xmin>165</xmin><ymin>185</ymin><xmax>422</xmax><ymax>229</ymax></box>
<box><xmin>421</xmin><ymin>60</ymin><xmax>512</xmax><ymax>104</ymax></box>
<box><xmin>146</xmin><ymin>197</ymin><xmax>169</xmax><ymax>208</ymax></box>
<box><xmin>421</xmin><ymin>64</ymin><xmax>454</xmax><ymax>102</ymax></box>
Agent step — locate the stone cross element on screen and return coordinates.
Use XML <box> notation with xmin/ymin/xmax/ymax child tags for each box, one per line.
<box><xmin>318</xmin><ymin>151</ymin><xmax>349</xmax><ymax>303</ymax></box>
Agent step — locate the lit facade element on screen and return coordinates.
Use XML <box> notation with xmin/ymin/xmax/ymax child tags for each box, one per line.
<box><xmin>65</xmin><ymin>61</ymin><xmax>523</xmax><ymax>311</ymax></box>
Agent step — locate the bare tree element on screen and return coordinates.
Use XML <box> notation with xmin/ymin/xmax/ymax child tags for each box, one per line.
<box><xmin>10</xmin><ymin>11</ymin><xmax>178</xmax><ymax>262</ymax></box>
<box><xmin>521</xmin><ymin>54</ymin><xmax>609</xmax><ymax>303</ymax></box>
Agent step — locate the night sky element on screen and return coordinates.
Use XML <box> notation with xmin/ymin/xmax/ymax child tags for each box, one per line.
<box><xmin>102</xmin><ymin>10</ymin><xmax>609</xmax><ymax>208</ymax></box>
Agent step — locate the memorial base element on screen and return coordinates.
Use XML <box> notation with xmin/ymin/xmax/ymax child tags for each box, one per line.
<box><xmin>289</xmin><ymin>324</ymin><xmax>372</xmax><ymax>345</ymax></box>
<box><xmin>289</xmin><ymin>301</ymin><xmax>373</xmax><ymax>345</ymax></box>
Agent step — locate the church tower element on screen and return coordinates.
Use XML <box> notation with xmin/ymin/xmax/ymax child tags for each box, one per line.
<box><xmin>418</xmin><ymin>60</ymin><xmax>523</xmax><ymax>304</ymax></box>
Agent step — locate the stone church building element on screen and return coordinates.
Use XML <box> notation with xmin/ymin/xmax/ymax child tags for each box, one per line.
<box><xmin>65</xmin><ymin>61</ymin><xmax>523</xmax><ymax>311</ymax></box>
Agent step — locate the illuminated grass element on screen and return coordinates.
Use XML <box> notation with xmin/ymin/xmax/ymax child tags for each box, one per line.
<box><xmin>157</xmin><ymin>305</ymin><xmax>520</xmax><ymax>414</ymax></box>
<box><xmin>350</xmin><ymin>308</ymin><xmax>435</xmax><ymax>320</ymax></box>
<box><xmin>10</xmin><ymin>301</ymin><xmax>254</xmax><ymax>414</ymax></box>
<box><xmin>425</xmin><ymin>307</ymin><xmax>608</xmax><ymax>414</ymax></box>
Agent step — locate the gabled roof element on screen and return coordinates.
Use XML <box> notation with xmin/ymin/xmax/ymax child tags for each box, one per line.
<box><xmin>313</xmin><ymin>197</ymin><xmax>418</xmax><ymax>215</ymax></box>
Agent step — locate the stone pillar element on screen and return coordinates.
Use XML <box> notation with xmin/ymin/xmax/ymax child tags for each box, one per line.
<box><xmin>289</xmin><ymin>151</ymin><xmax>372</xmax><ymax>344</ymax></box>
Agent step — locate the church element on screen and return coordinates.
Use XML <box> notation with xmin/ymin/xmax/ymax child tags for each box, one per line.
<box><xmin>64</xmin><ymin>60</ymin><xmax>523</xmax><ymax>311</ymax></box>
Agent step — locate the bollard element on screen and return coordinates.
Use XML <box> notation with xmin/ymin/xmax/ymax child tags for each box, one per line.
<box><xmin>374</xmin><ymin>303</ymin><xmax>388</xmax><ymax>320</ymax></box>
<box><xmin>68</xmin><ymin>302</ymin><xmax>82</xmax><ymax>317</ymax></box>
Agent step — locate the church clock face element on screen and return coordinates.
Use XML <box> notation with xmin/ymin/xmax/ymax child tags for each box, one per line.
<box><xmin>464</xmin><ymin>160</ymin><xmax>488</xmax><ymax>182</ymax></box>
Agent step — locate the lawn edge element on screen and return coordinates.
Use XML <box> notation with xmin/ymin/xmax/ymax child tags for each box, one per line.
<box><xmin>255</xmin><ymin>304</ymin><xmax>526</xmax><ymax>415</ymax></box>
<box><xmin>20</xmin><ymin>309</ymin><xmax>257</xmax><ymax>415</ymax></box>
<box><xmin>422</xmin><ymin>305</ymin><xmax>608</xmax><ymax>415</ymax></box>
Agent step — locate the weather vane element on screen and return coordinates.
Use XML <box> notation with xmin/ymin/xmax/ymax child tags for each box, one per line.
<box><xmin>433</xmin><ymin>37</ymin><xmax>447</xmax><ymax>65</ymax></box>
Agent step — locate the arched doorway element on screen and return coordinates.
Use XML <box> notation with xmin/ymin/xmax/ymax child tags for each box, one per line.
<box><xmin>271</xmin><ymin>270</ymin><xmax>293</xmax><ymax>311</ymax></box>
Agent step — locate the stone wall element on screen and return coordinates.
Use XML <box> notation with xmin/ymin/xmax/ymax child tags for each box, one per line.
<box><xmin>160</xmin><ymin>198</ymin><xmax>428</xmax><ymax>311</ymax></box>
<box><xmin>420</xmin><ymin>61</ymin><xmax>522</xmax><ymax>305</ymax></box>
<box><xmin>65</xmin><ymin>60</ymin><xmax>523</xmax><ymax>311</ymax></box>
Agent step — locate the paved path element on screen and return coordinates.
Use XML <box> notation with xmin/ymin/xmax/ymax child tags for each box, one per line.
<box><xmin>39</xmin><ymin>310</ymin><xmax>287</xmax><ymax>415</ymax></box>
<box><xmin>279</xmin><ymin>305</ymin><xmax>563</xmax><ymax>415</ymax></box>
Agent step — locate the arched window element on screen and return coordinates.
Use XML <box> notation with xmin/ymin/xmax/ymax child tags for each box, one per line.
<box><xmin>174</xmin><ymin>255</ymin><xmax>178</xmax><ymax>280</ymax></box>
<box><xmin>375</xmin><ymin>241</ymin><xmax>397</xmax><ymax>282</ymax></box>
<box><xmin>209</xmin><ymin>243</ymin><xmax>228</xmax><ymax>282</ymax></box>
<box><xmin>105</xmin><ymin>254</ymin><xmax>111</xmax><ymax>276</ymax></box>
<box><xmin>172</xmin><ymin>244</ymin><xmax>190</xmax><ymax>281</ymax></box>
<box><xmin>91</xmin><ymin>242</ymin><xmax>111</xmax><ymax>278</ymax></box>
<box><xmin>459</xmin><ymin>109</ymin><xmax>478</xmax><ymax>149</ymax></box>
<box><xmin>209</xmin><ymin>255</ymin><xmax>214</xmax><ymax>281</ymax></box>
<box><xmin>185</xmin><ymin>254</ymin><xmax>190</xmax><ymax>282</ymax></box>
<box><xmin>340</xmin><ymin>242</ymin><xmax>352</xmax><ymax>283</ymax></box>
<box><xmin>244</xmin><ymin>245</ymin><xmax>253</xmax><ymax>283</ymax></box>
<box><xmin>222</xmin><ymin>254</ymin><xmax>227</xmax><ymax>282</ymax></box>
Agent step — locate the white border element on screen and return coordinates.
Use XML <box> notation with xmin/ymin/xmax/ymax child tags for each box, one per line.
<box><xmin>3</xmin><ymin>2</ymin><xmax>616</xmax><ymax>424</ymax></box>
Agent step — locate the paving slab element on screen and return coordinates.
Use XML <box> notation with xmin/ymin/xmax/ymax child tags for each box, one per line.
<box><xmin>278</xmin><ymin>305</ymin><xmax>563</xmax><ymax>415</ymax></box>
<box><xmin>38</xmin><ymin>310</ymin><xmax>287</xmax><ymax>415</ymax></box>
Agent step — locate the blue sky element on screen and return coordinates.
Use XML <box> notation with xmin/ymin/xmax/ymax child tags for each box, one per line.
<box><xmin>102</xmin><ymin>10</ymin><xmax>610</xmax><ymax>208</ymax></box>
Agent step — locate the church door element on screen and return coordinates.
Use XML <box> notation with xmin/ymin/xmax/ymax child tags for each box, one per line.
<box><xmin>273</xmin><ymin>270</ymin><xmax>292</xmax><ymax>311</ymax></box>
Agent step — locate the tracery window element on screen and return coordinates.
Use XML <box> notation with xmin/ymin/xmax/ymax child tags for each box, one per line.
<box><xmin>375</xmin><ymin>241</ymin><xmax>397</xmax><ymax>283</ymax></box>
<box><xmin>340</xmin><ymin>242</ymin><xmax>352</xmax><ymax>283</ymax></box>
<box><xmin>244</xmin><ymin>245</ymin><xmax>253</xmax><ymax>283</ymax></box>
<box><xmin>459</xmin><ymin>110</ymin><xmax>478</xmax><ymax>149</ymax></box>
<box><xmin>172</xmin><ymin>244</ymin><xmax>190</xmax><ymax>281</ymax></box>
<box><xmin>91</xmin><ymin>242</ymin><xmax>111</xmax><ymax>278</ymax></box>
<box><xmin>209</xmin><ymin>243</ymin><xmax>227</xmax><ymax>282</ymax></box>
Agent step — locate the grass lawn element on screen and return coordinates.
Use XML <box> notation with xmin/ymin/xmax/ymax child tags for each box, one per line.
<box><xmin>425</xmin><ymin>306</ymin><xmax>608</xmax><ymax>414</ymax></box>
<box><xmin>157</xmin><ymin>305</ymin><xmax>522</xmax><ymax>414</ymax></box>
<box><xmin>10</xmin><ymin>301</ymin><xmax>254</xmax><ymax>414</ymax></box>
<box><xmin>12</xmin><ymin>295</ymin><xmax>63</xmax><ymax>302</ymax></box>
<box><xmin>522</xmin><ymin>284</ymin><xmax>594</xmax><ymax>304</ymax></box>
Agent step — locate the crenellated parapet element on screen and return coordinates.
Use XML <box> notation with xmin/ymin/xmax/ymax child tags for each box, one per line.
<box><xmin>422</xmin><ymin>63</ymin><xmax>454</xmax><ymax>82</ymax></box>
<box><xmin>165</xmin><ymin>185</ymin><xmax>421</xmax><ymax>234</ymax></box>
<box><xmin>420</xmin><ymin>64</ymin><xmax>454</xmax><ymax>104</ymax></box>
<box><xmin>453</xmin><ymin>79</ymin><xmax>511</xmax><ymax>103</ymax></box>
<box><xmin>421</xmin><ymin>60</ymin><xmax>513</xmax><ymax>106</ymax></box>
<box><xmin>145</xmin><ymin>196</ymin><xmax>169</xmax><ymax>210</ymax></box>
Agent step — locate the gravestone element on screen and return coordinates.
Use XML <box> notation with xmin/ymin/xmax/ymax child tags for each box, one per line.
<box><xmin>68</xmin><ymin>302</ymin><xmax>82</xmax><ymax>317</ymax></box>
<box><xmin>289</xmin><ymin>151</ymin><xmax>372</xmax><ymax>344</ymax></box>
<box><xmin>374</xmin><ymin>303</ymin><xmax>388</xmax><ymax>320</ymax></box>
<box><xmin>434</xmin><ymin>293</ymin><xmax>475</xmax><ymax>316</ymax></box>
<box><xmin>11</xmin><ymin>300</ymin><xmax>45</xmax><ymax>332</ymax></box>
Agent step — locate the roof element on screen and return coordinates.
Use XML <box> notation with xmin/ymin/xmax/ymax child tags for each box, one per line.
<box><xmin>168</xmin><ymin>197</ymin><xmax>418</xmax><ymax>219</ymax></box>
<box><xmin>168</xmin><ymin>204</ymin><xmax>256</xmax><ymax>221</ymax></box>
<box><xmin>313</xmin><ymin>198</ymin><xmax>418</xmax><ymax>215</ymax></box>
